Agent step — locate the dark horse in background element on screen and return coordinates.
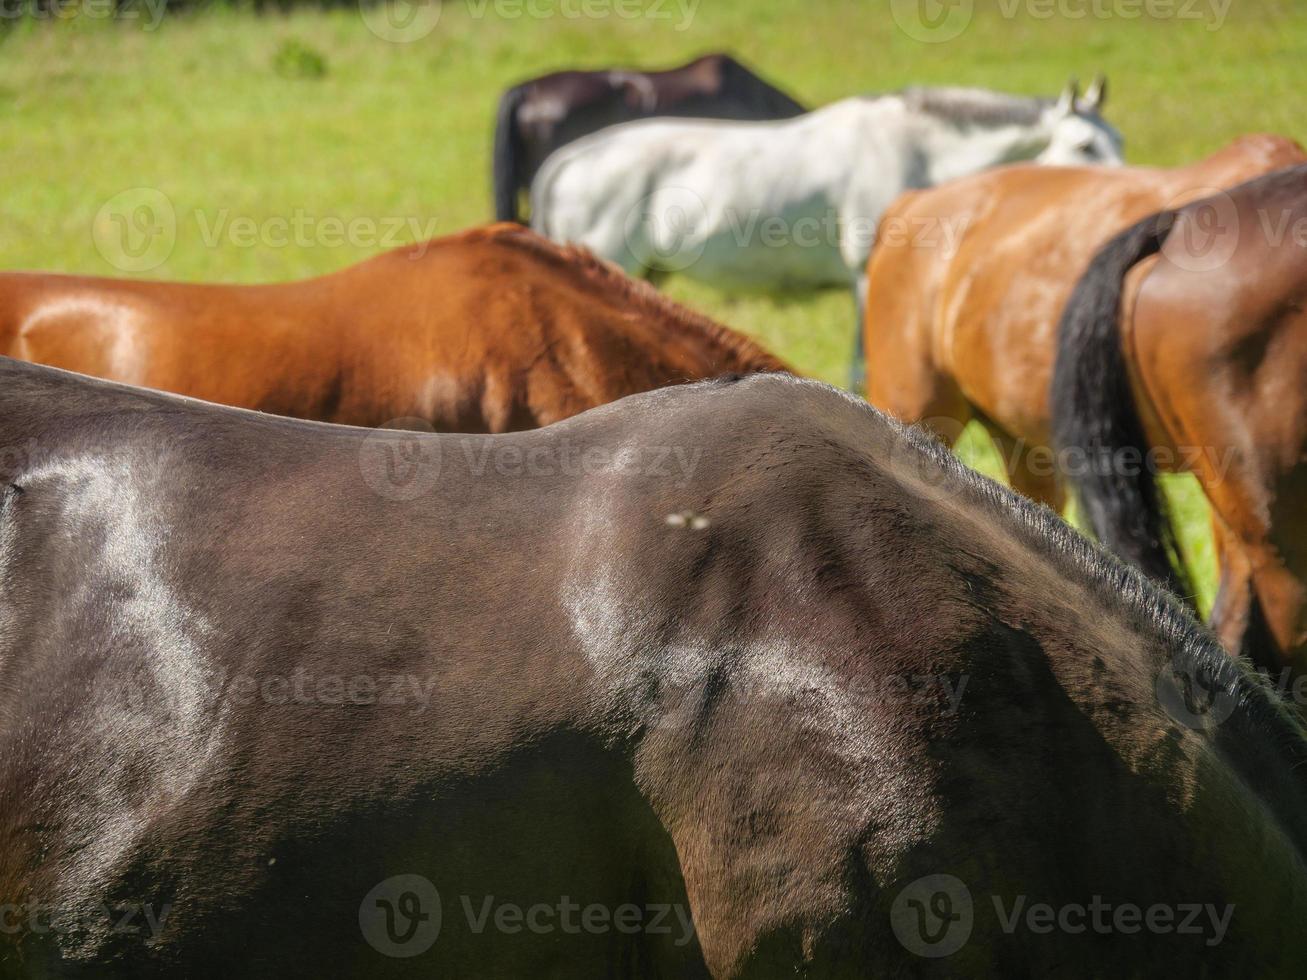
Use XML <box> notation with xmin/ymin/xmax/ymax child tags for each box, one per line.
<box><xmin>3</xmin><ymin>359</ymin><xmax>1307</xmax><ymax>976</ymax></box>
<box><xmin>1054</xmin><ymin>163</ymin><xmax>1307</xmax><ymax>682</ymax></box>
<box><xmin>492</xmin><ymin>53</ymin><xmax>805</xmax><ymax>222</ymax></box>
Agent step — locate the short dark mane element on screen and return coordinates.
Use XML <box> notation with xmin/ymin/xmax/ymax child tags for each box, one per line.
<box><xmin>460</xmin><ymin>224</ymin><xmax>792</xmax><ymax>375</ymax></box>
<box><xmin>853</xmin><ymin>383</ymin><xmax>1307</xmax><ymax>770</ymax></box>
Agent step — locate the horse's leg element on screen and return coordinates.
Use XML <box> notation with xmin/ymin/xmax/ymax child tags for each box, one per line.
<box><xmin>863</xmin><ymin>290</ymin><xmax>972</xmax><ymax>455</ymax></box>
<box><xmin>1241</xmin><ymin>465</ymin><xmax>1307</xmax><ymax>676</ymax></box>
<box><xmin>1186</xmin><ymin>445</ymin><xmax>1307</xmax><ymax>674</ymax></box>
<box><xmin>978</xmin><ymin>420</ymin><xmax>1066</xmax><ymax>511</ymax></box>
<box><xmin>849</xmin><ymin>274</ymin><xmax>868</xmax><ymax>394</ymax></box>
<box><xmin>1206</xmin><ymin>515</ymin><xmax>1257</xmax><ymax>657</ymax></box>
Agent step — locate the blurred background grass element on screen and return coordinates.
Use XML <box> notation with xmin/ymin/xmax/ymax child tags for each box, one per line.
<box><xmin>4</xmin><ymin>0</ymin><xmax>1303</xmax><ymax>608</ymax></box>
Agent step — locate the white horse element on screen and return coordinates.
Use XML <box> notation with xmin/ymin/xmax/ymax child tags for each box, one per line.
<box><xmin>530</xmin><ymin>78</ymin><xmax>1123</xmax><ymax>389</ymax></box>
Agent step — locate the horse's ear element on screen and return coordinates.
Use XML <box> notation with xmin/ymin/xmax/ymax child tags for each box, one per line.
<box><xmin>1055</xmin><ymin>77</ymin><xmax>1080</xmax><ymax>116</ymax></box>
<box><xmin>1083</xmin><ymin>73</ymin><xmax>1107</xmax><ymax>112</ymax></box>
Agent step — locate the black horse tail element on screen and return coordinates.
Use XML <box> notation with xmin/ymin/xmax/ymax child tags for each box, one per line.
<box><xmin>493</xmin><ymin>84</ymin><xmax>528</xmax><ymax>223</ymax></box>
<box><xmin>1052</xmin><ymin>208</ymin><xmax>1197</xmax><ymax>606</ymax></box>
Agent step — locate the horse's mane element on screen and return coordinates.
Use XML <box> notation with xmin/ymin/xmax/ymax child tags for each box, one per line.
<box><xmin>455</xmin><ymin>224</ymin><xmax>792</xmax><ymax>375</ymax></box>
<box><xmin>861</xmin><ymin>383</ymin><xmax>1307</xmax><ymax>819</ymax></box>
<box><xmin>895</xmin><ymin>86</ymin><xmax>1052</xmax><ymax>127</ymax></box>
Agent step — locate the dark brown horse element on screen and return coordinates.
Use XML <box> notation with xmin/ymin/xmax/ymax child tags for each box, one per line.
<box><xmin>2</xmin><ymin>359</ymin><xmax>1306</xmax><ymax>976</ymax></box>
<box><xmin>492</xmin><ymin>53</ymin><xmax>806</xmax><ymax>222</ymax></box>
<box><xmin>1054</xmin><ymin>163</ymin><xmax>1307</xmax><ymax>680</ymax></box>
<box><xmin>0</xmin><ymin>223</ymin><xmax>786</xmax><ymax>431</ymax></box>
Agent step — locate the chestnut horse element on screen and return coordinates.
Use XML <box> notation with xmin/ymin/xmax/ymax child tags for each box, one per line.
<box><xmin>493</xmin><ymin>53</ymin><xmax>806</xmax><ymax>223</ymax></box>
<box><xmin>1054</xmin><ymin>163</ymin><xmax>1307</xmax><ymax>679</ymax></box>
<box><xmin>863</xmin><ymin>136</ymin><xmax>1306</xmax><ymax>655</ymax></box>
<box><xmin>0</xmin><ymin>223</ymin><xmax>787</xmax><ymax>431</ymax></box>
<box><xmin>3</xmin><ymin>360</ymin><xmax>1307</xmax><ymax>976</ymax></box>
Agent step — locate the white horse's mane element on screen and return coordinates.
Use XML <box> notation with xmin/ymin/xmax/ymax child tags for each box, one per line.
<box><xmin>883</xmin><ymin>86</ymin><xmax>1054</xmax><ymax>127</ymax></box>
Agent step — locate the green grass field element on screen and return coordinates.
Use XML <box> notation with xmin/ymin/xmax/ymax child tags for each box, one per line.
<box><xmin>4</xmin><ymin>0</ymin><xmax>1305</xmax><ymax>608</ymax></box>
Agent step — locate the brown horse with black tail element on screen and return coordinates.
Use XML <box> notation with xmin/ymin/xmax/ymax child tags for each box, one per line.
<box><xmin>0</xmin><ymin>223</ymin><xmax>787</xmax><ymax>431</ymax></box>
<box><xmin>1054</xmin><ymin>162</ymin><xmax>1307</xmax><ymax>679</ymax></box>
<box><xmin>2</xmin><ymin>360</ymin><xmax>1307</xmax><ymax>975</ymax></box>
<box><xmin>492</xmin><ymin>53</ymin><xmax>806</xmax><ymax>223</ymax></box>
<box><xmin>862</xmin><ymin>134</ymin><xmax>1306</xmax><ymax>670</ymax></box>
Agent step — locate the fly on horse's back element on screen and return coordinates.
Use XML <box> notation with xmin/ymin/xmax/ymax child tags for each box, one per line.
<box><xmin>530</xmin><ymin>77</ymin><xmax>1122</xmax><ymax>389</ymax></box>
<box><xmin>0</xmin><ymin>223</ymin><xmax>788</xmax><ymax>433</ymax></box>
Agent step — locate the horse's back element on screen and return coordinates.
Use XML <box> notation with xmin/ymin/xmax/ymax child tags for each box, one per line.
<box><xmin>0</xmin><ymin>270</ymin><xmax>181</xmax><ymax>382</ymax></box>
<box><xmin>867</xmin><ymin>159</ymin><xmax>1227</xmax><ymax>441</ymax></box>
<box><xmin>1130</xmin><ymin>163</ymin><xmax>1307</xmax><ymax>481</ymax></box>
<box><xmin>3</xmin><ymin>363</ymin><xmax>1307</xmax><ymax>974</ymax></box>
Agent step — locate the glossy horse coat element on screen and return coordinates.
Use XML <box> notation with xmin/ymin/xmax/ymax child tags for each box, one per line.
<box><xmin>0</xmin><ymin>224</ymin><xmax>786</xmax><ymax>431</ymax></box>
<box><xmin>862</xmin><ymin>135</ymin><xmax>1307</xmax><ymax>671</ymax></box>
<box><xmin>492</xmin><ymin>53</ymin><xmax>805</xmax><ymax>222</ymax></box>
<box><xmin>2</xmin><ymin>361</ymin><xmax>1307</xmax><ymax>976</ymax></box>
<box><xmin>1054</xmin><ymin>163</ymin><xmax>1307</xmax><ymax>678</ymax></box>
